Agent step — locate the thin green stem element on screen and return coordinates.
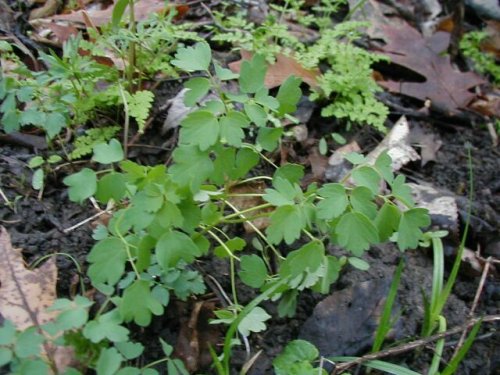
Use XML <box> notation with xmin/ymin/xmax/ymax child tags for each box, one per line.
<box><xmin>221</xmin><ymin>202</ymin><xmax>273</xmax><ymax>221</ymax></box>
<box><xmin>114</xmin><ymin>212</ymin><xmax>140</xmax><ymax>279</ymax></box>
<box><xmin>206</xmin><ymin>229</ymin><xmax>239</xmax><ymax>261</ymax></box>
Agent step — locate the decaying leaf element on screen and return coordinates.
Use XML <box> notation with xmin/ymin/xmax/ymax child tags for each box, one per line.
<box><xmin>376</xmin><ymin>22</ymin><xmax>485</xmax><ymax>115</ymax></box>
<box><xmin>29</xmin><ymin>0</ymin><xmax>59</xmax><ymax>20</ymax></box>
<box><xmin>366</xmin><ymin>116</ymin><xmax>420</xmax><ymax>171</ymax></box>
<box><xmin>229</xmin><ymin>51</ymin><xmax>320</xmax><ymax>89</ymax></box>
<box><xmin>228</xmin><ymin>182</ymin><xmax>272</xmax><ymax>233</ymax></box>
<box><xmin>409</xmin><ymin>123</ymin><xmax>442</xmax><ymax>166</ymax></box>
<box><xmin>0</xmin><ymin>227</ymin><xmax>75</xmax><ymax>371</ymax></box>
<box><xmin>46</xmin><ymin>0</ymin><xmax>188</xmax><ymax>27</ymax></box>
<box><xmin>0</xmin><ymin>226</ymin><xmax>58</xmax><ymax>330</ymax></box>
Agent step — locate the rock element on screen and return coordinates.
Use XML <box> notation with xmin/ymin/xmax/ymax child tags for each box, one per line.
<box><xmin>299</xmin><ymin>278</ymin><xmax>402</xmax><ymax>357</ymax></box>
<box><xmin>466</xmin><ymin>0</ymin><xmax>500</xmax><ymax>20</ymax></box>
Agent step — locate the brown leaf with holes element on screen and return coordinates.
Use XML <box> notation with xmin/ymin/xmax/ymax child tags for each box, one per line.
<box><xmin>376</xmin><ymin>22</ymin><xmax>485</xmax><ymax>115</ymax></box>
<box><xmin>0</xmin><ymin>226</ymin><xmax>57</xmax><ymax>330</ymax></box>
<box><xmin>229</xmin><ymin>51</ymin><xmax>320</xmax><ymax>89</ymax></box>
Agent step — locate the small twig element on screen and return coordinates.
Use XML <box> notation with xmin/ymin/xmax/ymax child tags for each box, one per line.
<box><xmin>452</xmin><ymin>256</ymin><xmax>492</xmax><ymax>357</ymax></box>
<box><xmin>331</xmin><ymin>314</ymin><xmax>500</xmax><ymax>374</ymax></box>
<box><xmin>63</xmin><ymin>201</ymin><xmax>114</xmax><ymax>233</ymax></box>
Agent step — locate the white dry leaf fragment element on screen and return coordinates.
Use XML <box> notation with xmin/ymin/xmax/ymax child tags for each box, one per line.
<box><xmin>161</xmin><ymin>89</ymin><xmax>218</xmax><ymax>135</ymax></box>
<box><xmin>0</xmin><ymin>226</ymin><xmax>58</xmax><ymax>330</ymax></box>
<box><xmin>407</xmin><ymin>182</ymin><xmax>459</xmax><ymax>236</ymax></box>
<box><xmin>409</xmin><ymin>123</ymin><xmax>442</xmax><ymax>166</ymax></box>
<box><xmin>366</xmin><ymin>115</ymin><xmax>420</xmax><ymax>172</ymax></box>
<box><xmin>325</xmin><ymin>141</ymin><xmax>361</xmax><ymax>182</ymax></box>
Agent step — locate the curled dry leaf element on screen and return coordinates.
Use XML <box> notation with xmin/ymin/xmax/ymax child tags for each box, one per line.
<box><xmin>229</xmin><ymin>50</ymin><xmax>320</xmax><ymax>89</ymax></box>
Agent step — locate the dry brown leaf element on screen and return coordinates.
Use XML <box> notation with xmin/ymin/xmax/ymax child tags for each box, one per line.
<box><xmin>376</xmin><ymin>23</ymin><xmax>485</xmax><ymax>115</ymax></box>
<box><xmin>29</xmin><ymin>0</ymin><xmax>59</xmax><ymax>20</ymax></box>
<box><xmin>0</xmin><ymin>226</ymin><xmax>57</xmax><ymax>330</ymax></box>
<box><xmin>228</xmin><ymin>182</ymin><xmax>272</xmax><ymax>233</ymax></box>
<box><xmin>48</xmin><ymin>0</ymin><xmax>188</xmax><ymax>27</ymax></box>
<box><xmin>228</xmin><ymin>51</ymin><xmax>320</xmax><ymax>89</ymax></box>
<box><xmin>0</xmin><ymin>227</ymin><xmax>76</xmax><ymax>371</ymax></box>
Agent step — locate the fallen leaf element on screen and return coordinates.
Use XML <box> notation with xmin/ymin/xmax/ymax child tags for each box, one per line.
<box><xmin>375</xmin><ymin>23</ymin><xmax>485</xmax><ymax>115</ymax></box>
<box><xmin>409</xmin><ymin>123</ymin><xmax>442</xmax><ymax>166</ymax></box>
<box><xmin>0</xmin><ymin>226</ymin><xmax>57</xmax><ymax>330</ymax></box>
<box><xmin>47</xmin><ymin>0</ymin><xmax>188</xmax><ymax>27</ymax></box>
<box><xmin>229</xmin><ymin>51</ymin><xmax>320</xmax><ymax>89</ymax></box>
<box><xmin>366</xmin><ymin>116</ymin><xmax>420</xmax><ymax>171</ymax></box>
<box><xmin>228</xmin><ymin>182</ymin><xmax>272</xmax><ymax>233</ymax></box>
<box><xmin>29</xmin><ymin>0</ymin><xmax>59</xmax><ymax>20</ymax></box>
<box><xmin>0</xmin><ymin>227</ymin><xmax>76</xmax><ymax>371</ymax></box>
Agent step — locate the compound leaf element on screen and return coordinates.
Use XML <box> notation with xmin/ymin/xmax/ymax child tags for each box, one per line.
<box><xmin>239</xmin><ymin>255</ymin><xmax>267</xmax><ymax>288</ymax></box>
<box><xmin>335</xmin><ymin>212</ymin><xmax>379</xmax><ymax>256</ymax></box>
<box><xmin>397</xmin><ymin>208</ymin><xmax>430</xmax><ymax>250</ymax></box>
<box><xmin>180</xmin><ymin>110</ymin><xmax>219</xmax><ymax>151</ymax></box>
<box><xmin>119</xmin><ymin>280</ymin><xmax>164</xmax><ymax>326</ymax></box>
<box><xmin>317</xmin><ymin>183</ymin><xmax>348</xmax><ymax>220</ymax></box>
<box><xmin>267</xmin><ymin>205</ymin><xmax>305</xmax><ymax>245</ymax></box>
<box><xmin>63</xmin><ymin>168</ymin><xmax>97</xmax><ymax>203</ymax></box>
<box><xmin>171</xmin><ymin>42</ymin><xmax>211</xmax><ymax>72</ymax></box>
<box><xmin>88</xmin><ymin>237</ymin><xmax>128</xmax><ymax>286</ymax></box>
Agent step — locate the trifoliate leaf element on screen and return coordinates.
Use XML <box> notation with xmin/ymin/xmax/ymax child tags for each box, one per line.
<box><xmin>14</xmin><ymin>327</ymin><xmax>44</xmax><ymax>358</ymax></box>
<box><xmin>171</xmin><ymin>42</ymin><xmax>211</xmax><ymax>72</ymax></box>
<box><xmin>119</xmin><ymin>280</ymin><xmax>164</xmax><ymax>326</ymax></box>
<box><xmin>239</xmin><ymin>255</ymin><xmax>267</xmax><ymax>288</ymax></box>
<box><xmin>374</xmin><ymin>202</ymin><xmax>401</xmax><ymax>242</ymax></box>
<box><xmin>397</xmin><ymin>208</ymin><xmax>430</xmax><ymax>250</ymax></box>
<box><xmin>156</xmin><ymin>230</ymin><xmax>201</xmax><ymax>269</ymax></box>
<box><xmin>170</xmin><ymin>145</ymin><xmax>214</xmax><ymax>191</ymax></box>
<box><xmin>350</xmin><ymin>186</ymin><xmax>377</xmax><ymax>219</ymax></box>
<box><xmin>276</xmin><ymin>76</ymin><xmax>302</xmax><ymax>115</ymax></box>
<box><xmin>238</xmin><ymin>306</ymin><xmax>271</xmax><ymax>337</ymax></box>
<box><xmin>92</xmin><ymin>138</ymin><xmax>124</xmax><ymax>164</ymax></box>
<box><xmin>244</xmin><ymin>102</ymin><xmax>267</xmax><ymax>127</ymax></box>
<box><xmin>128</xmin><ymin>90</ymin><xmax>154</xmax><ymax>133</ymax></box>
<box><xmin>88</xmin><ymin>237</ymin><xmax>128</xmax><ymax>286</ymax></box>
<box><xmin>273</xmin><ymin>164</ymin><xmax>304</xmax><ymax>185</ymax></box>
<box><xmin>267</xmin><ymin>205</ymin><xmax>305</xmax><ymax>244</ymax></box>
<box><xmin>214</xmin><ymin>237</ymin><xmax>246</xmax><ymax>258</ymax></box>
<box><xmin>115</xmin><ymin>341</ymin><xmax>144</xmax><ymax>360</ymax></box>
<box><xmin>255</xmin><ymin>87</ymin><xmax>279</xmax><ymax>109</ymax></box>
<box><xmin>352</xmin><ymin>166</ymin><xmax>381</xmax><ymax>195</ymax></box>
<box><xmin>96</xmin><ymin>172</ymin><xmax>127</xmax><ymax>203</ymax></box>
<box><xmin>83</xmin><ymin>310</ymin><xmax>130</xmax><ymax>343</ymax></box>
<box><xmin>273</xmin><ymin>339</ymin><xmax>319</xmax><ymax>375</ymax></box>
<box><xmin>211</xmin><ymin>146</ymin><xmax>259</xmax><ymax>184</ymax></box>
<box><xmin>45</xmin><ymin>112</ymin><xmax>67</xmax><ymax>138</ymax></box>
<box><xmin>180</xmin><ymin>110</ymin><xmax>219</xmax><ymax>151</ymax></box>
<box><xmin>219</xmin><ymin>111</ymin><xmax>249</xmax><ymax>147</ymax></box>
<box><xmin>317</xmin><ymin>183</ymin><xmax>348</xmax><ymax>220</ymax></box>
<box><xmin>280</xmin><ymin>241</ymin><xmax>324</xmax><ymax>280</ymax></box>
<box><xmin>63</xmin><ymin>168</ymin><xmax>97</xmax><ymax>203</ymax></box>
<box><xmin>344</xmin><ymin>152</ymin><xmax>367</xmax><ymax>165</ymax></box>
<box><xmin>263</xmin><ymin>177</ymin><xmax>301</xmax><ymax>206</ymax></box>
<box><xmin>257</xmin><ymin>127</ymin><xmax>283</xmax><ymax>151</ymax></box>
<box><xmin>391</xmin><ymin>175</ymin><xmax>414</xmax><ymax>207</ymax></box>
<box><xmin>214</xmin><ymin>63</ymin><xmax>238</xmax><ymax>80</ymax></box>
<box><xmin>335</xmin><ymin>212</ymin><xmax>379</xmax><ymax>256</ymax></box>
<box><xmin>239</xmin><ymin>54</ymin><xmax>267</xmax><ymax>94</ymax></box>
<box><xmin>96</xmin><ymin>347</ymin><xmax>123</xmax><ymax>375</ymax></box>
<box><xmin>375</xmin><ymin>151</ymin><xmax>394</xmax><ymax>183</ymax></box>
<box><xmin>156</xmin><ymin>201</ymin><xmax>184</xmax><ymax>229</ymax></box>
<box><xmin>312</xmin><ymin>255</ymin><xmax>341</xmax><ymax>294</ymax></box>
<box><xmin>184</xmin><ymin>78</ymin><xmax>211</xmax><ymax>107</ymax></box>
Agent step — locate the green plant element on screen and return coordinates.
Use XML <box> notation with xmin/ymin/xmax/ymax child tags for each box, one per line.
<box><xmin>299</xmin><ymin>22</ymin><xmax>389</xmax><ymax>132</ymax></box>
<box><xmin>54</xmin><ymin>42</ymin><xmax>430</xmax><ymax>373</ymax></box>
<box><xmin>0</xmin><ymin>35</ymin><xmax>119</xmax><ymax>139</ymax></box>
<box><xmin>460</xmin><ymin>31</ymin><xmax>500</xmax><ymax>84</ymax></box>
<box><xmin>27</xmin><ymin>154</ymin><xmax>63</xmax><ymax>198</ymax></box>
